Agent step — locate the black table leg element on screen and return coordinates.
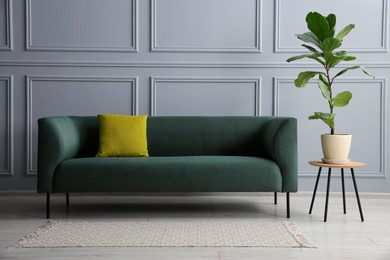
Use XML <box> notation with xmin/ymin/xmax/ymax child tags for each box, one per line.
<box><xmin>341</xmin><ymin>168</ymin><xmax>346</xmax><ymax>214</ymax></box>
<box><xmin>324</xmin><ymin>168</ymin><xmax>332</xmax><ymax>222</ymax></box>
<box><xmin>309</xmin><ymin>167</ymin><xmax>322</xmax><ymax>214</ymax></box>
<box><xmin>351</xmin><ymin>168</ymin><xmax>364</xmax><ymax>222</ymax></box>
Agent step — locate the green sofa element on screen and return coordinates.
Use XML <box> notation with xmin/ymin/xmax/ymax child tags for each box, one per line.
<box><xmin>38</xmin><ymin>116</ymin><xmax>298</xmax><ymax>218</ymax></box>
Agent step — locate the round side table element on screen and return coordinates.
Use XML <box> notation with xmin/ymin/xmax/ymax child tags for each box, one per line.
<box><xmin>308</xmin><ymin>161</ymin><xmax>365</xmax><ymax>222</ymax></box>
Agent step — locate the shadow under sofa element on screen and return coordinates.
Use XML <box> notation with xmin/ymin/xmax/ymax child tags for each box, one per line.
<box><xmin>37</xmin><ymin>116</ymin><xmax>298</xmax><ymax>218</ymax></box>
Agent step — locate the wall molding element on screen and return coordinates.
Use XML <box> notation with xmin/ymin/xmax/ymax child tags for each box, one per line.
<box><xmin>26</xmin><ymin>75</ymin><xmax>138</xmax><ymax>175</ymax></box>
<box><xmin>150</xmin><ymin>76</ymin><xmax>261</xmax><ymax>116</ymax></box>
<box><xmin>273</xmin><ymin>77</ymin><xmax>387</xmax><ymax>178</ymax></box>
<box><xmin>25</xmin><ymin>0</ymin><xmax>138</xmax><ymax>52</ymax></box>
<box><xmin>0</xmin><ymin>76</ymin><xmax>13</xmax><ymax>176</ymax></box>
<box><xmin>2</xmin><ymin>60</ymin><xmax>390</xmax><ymax>68</ymax></box>
<box><xmin>274</xmin><ymin>0</ymin><xmax>389</xmax><ymax>53</ymax></box>
<box><xmin>151</xmin><ymin>0</ymin><xmax>262</xmax><ymax>53</ymax></box>
<box><xmin>0</xmin><ymin>0</ymin><xmax>13</xmax><ymax>51</ymax></box>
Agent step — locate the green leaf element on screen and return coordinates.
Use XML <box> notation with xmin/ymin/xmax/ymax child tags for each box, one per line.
<box><xmin>333</xmin><ymin>66</ymin><xmax>374</xmax><ymax>80</ymax></box>
<box><xmin>335</xmin><ymin>24</ymin><xmax>355</xmax><ymax>40</ymax></box>
<box><xmin>287</xmin><ymin>54</ymin><xmax>314</xmax><ymax>62</ymax></box>
<box><xmin>333</xmin><ymin>66</ymin><xmax>359</xmax><ymax>79</ymax></box>
<box><xmin>360</xmin><ymin>66</ymin><xmax>375</xmax><ymax>78</ymax></box>
<box><xmin>318</xmin><ymin>77</ymin><xmax>331</xmax><ymax>101</ymax></box>
<box><xmin>309</xmin><ymin>55</ymin><xmax>326</xmax><ymax>66</ymax></box>
<box><xmin>333</xmin><ymin>91</ymin><xmax>352</xmax><ymax>107</ymax></box>
<box><xmin>326</xmin><ymin>51</ymin><xmax>356</xmax><ymax>68</ymax></box>
<box><xmin>328</xmin><ymin>58</ymin><xmax>343</xmax><ymax>68</ymax></box>
<box><xmin>296</xmin><ymin>32</ymin><xmax>322</xmax><ymax>48</ymax></box>
<box><xmin>340</xmin><ymin>56</ymin><xmax>356</xmax><ymax>61</ymax></box>
<box><xmin>323</xmin><ymin>51</ymin><xmax>333</xmax><ymax>63</ymax></box>
<box><xmin>308</xmin><ymin>112</ymin><xmax>335</xmax><ymax>129</ymax></box>
<box><xmin>326</xmin><ymin>14</ymin><xmax>336</xmax><ymax>37</ymax></box>
<box><xmin>320</xmin><ymin>38</ymin><xmax>342</xmax><ymax>52</ymax></box>
<box><xmin>302</xmin><ymin>44</ymin><xmax>321</xmax><ymax>55</ymax></box>
<box><xmin>335</xmin><ymin>50</ymin><xmax>348</xmax><ymax>56</ymax></box>
<box><xmin>287</xmin><ymin>54</ymin><xmax>325</xmax><ymax>65</ymax></box>
<box><xmin>294</xmin><ymin>71</ymin><xmax>323</xmax><ymax>88</ymax></box>
<box><xmin>323</xmin><ymin>51</ymin><xmax>342</xmax><ymax>67</ymax></box>
<box><xmin>306</xmin><ymin>12</ymin><xmax>330</xmax><ymax>42</ymax></box>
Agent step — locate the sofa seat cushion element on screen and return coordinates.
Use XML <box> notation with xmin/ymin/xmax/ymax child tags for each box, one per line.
<box><xmin>53</xmin><ymin>156</ymin><xmax>282</xmax><ymax>193</ymax></box>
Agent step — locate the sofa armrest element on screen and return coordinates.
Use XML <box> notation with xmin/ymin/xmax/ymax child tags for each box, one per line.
<box><xmin>261</xmin><ymin>117</ymin><xmax>298</xmax><ymax>192</ymax></box>
<box><xmin>37</xmin><ymin>117</ymin><xmax>84</xmax><ymax>193</ymax></box>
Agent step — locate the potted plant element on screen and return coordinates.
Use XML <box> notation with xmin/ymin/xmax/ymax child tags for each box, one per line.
<box><xmin>287</xmin><ymin>11</ymin><xmax>374</xmax><ymax>164</ymax></box>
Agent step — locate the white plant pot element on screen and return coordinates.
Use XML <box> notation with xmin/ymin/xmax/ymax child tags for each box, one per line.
<box><xmin>321</xmin><ymin>134</ymin><xmax>352</xmax><ymax>164</ymax></box>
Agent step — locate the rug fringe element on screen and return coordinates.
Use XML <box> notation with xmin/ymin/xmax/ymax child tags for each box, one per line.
<box><xmin>10</xmin><ymin>221</ymin><xmax>60</xmax><ymax>249</ymax></box>
<box><xmin>284</xmin><ymin>221</ymin><xmax>316</xmax><ymax>248</ymax></box>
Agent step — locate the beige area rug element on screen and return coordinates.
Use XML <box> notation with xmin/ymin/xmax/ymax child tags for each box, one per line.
<box><xmin>13</xmin><ymin>220</ymin><xmax>315</xmax><ymax>248</ymax></box>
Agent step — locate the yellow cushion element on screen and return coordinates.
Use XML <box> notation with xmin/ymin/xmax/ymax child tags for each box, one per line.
<box><xmin>96</xmin><ymin>114</ymin><xmax>149</xmax><ymax>157</ymax></box>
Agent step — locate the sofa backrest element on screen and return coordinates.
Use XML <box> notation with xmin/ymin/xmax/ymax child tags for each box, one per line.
<box><xmin>147</xmin><ymin>116</ymin><xmax>268</xmax><ymax>157</ymax></box>
<box><xmin>59</xmin><ymin>116</ymin><xmax>281</xmax><ymax>157</ymax></box>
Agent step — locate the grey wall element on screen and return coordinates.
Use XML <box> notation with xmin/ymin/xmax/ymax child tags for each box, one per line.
<box><xmin>0</xmin><ymin>0</ymin><xmax>389</xmax><ymax>192</ymax></box>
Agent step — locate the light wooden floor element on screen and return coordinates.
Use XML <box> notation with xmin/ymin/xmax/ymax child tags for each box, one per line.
<box><xmin>1</xmin><ymin>192</ymin><xmax>389</xmax><ymax>260</ymax></box>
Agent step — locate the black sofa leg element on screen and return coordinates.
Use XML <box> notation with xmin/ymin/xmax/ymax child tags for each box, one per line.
<box><xmin>46</xmin><ymin>193</ymin><xmax>50</xmax><ymax>219</ymax></box>
<box><xmin>286</xmin><ymin>192</ymin><xmax>290</xmax><ymax>218</ymax></box>
<box><xmin>274</xmin><ymin>192</ymin><xmax>277</xmax><ymax>205</ymax></box>
<box><xmin>66</xmin><ymin>193</ymin><xmax>70</xmax><ymax>214</ymax></box>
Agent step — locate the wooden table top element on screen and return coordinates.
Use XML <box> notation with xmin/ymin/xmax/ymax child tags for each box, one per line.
<box><xmin>309</xmin><ymin>161</ymin><xmax>366</xmax><ymax>168</ymax></box>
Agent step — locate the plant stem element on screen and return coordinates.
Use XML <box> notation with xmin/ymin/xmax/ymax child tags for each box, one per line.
<box><xmin>325</xmin><ymin>65</ymin><xmax>335</xmax><ymax>135</ymax></box>
<box><xmin>325</xmin><ymin>66</ymin><xmax>333</xmax><ymax>112</ymax></box>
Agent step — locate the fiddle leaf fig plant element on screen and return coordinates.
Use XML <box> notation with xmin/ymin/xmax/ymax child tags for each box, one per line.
<box><xmin>287</xmin><ymin>12</ymin><xmax>374</xmax><ymax>135</ymax></box>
